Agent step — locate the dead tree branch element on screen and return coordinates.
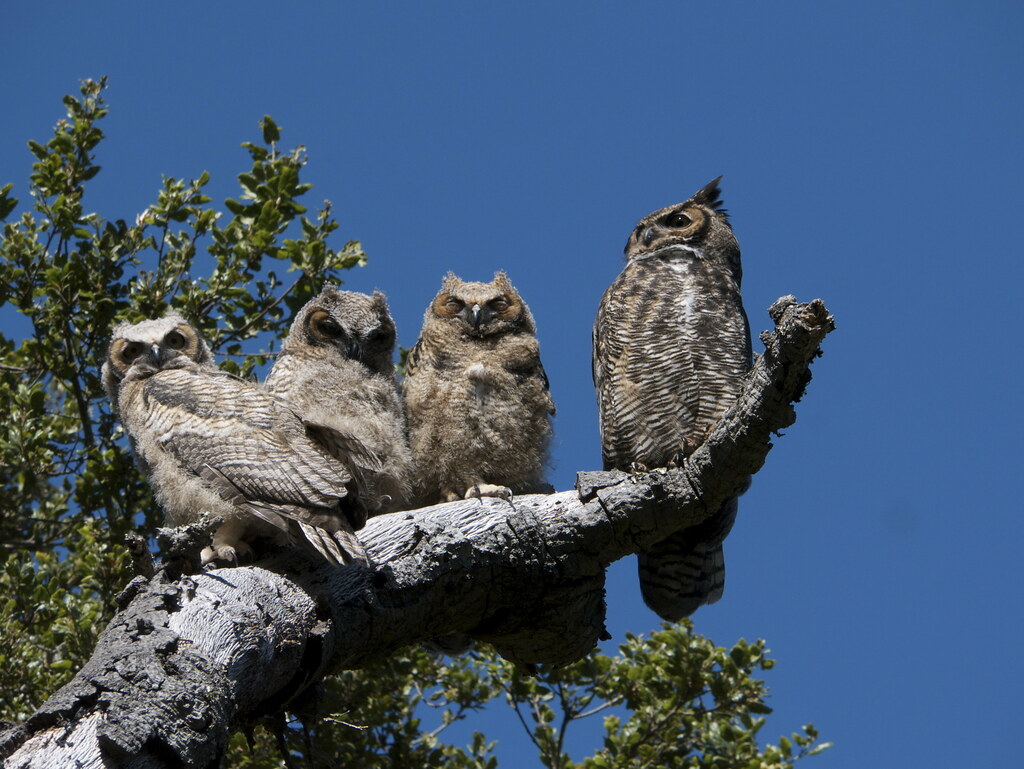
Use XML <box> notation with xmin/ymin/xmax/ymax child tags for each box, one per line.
<box><xmin>0</xmin><ymin>296</ymin><xmax>834</xmax><ymax>768</ymax></box>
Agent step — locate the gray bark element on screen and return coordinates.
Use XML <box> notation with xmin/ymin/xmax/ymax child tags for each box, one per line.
<box><xmin>0</xmin><ymin>296</ymin><xmax>834</xmax><ymax>768</ymax></box>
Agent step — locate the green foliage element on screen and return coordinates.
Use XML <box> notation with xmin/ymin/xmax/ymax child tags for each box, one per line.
<box><xmin>0</xmin><ymin>78</ymin><xmax>365</xmax><ymax>555</ymax></box>
<box><xmin>218</xmin><ymin>627</ymin><xmax>829</xmax><ymax>768</ymax></box>
<box><xmin>0</xmin><ymin>78</ymin><xmax>365</xmax><ymax>737</ymax></box>
<box><xmin>479</xmin><ymin>624</ymin><xmax>830</xmax><ymax>769</ymax></box>
<box><xmin>0</xmin><ymin>80</ymin><xmax>829</xmax><ymax>768</ymax></box>
<box><xmin>0</xmin><ymin>517</ymin><xmax>127</xmax><ymax>721</ymax></box>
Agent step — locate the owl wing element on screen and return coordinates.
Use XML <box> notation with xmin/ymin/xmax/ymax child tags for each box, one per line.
<box><xmin>403</xmin><ymin>334</ymin><xmax>435</xmax><ymax>380</ymax></box>
<box><xmin>303</xmin><ymin>420</ymin><xmax>386</xmax><ymax>523</ymax></box>
<box><xmin>139</xmin><ymin>368</ymin><xmax>367</xmax><ymax>564</ymax></box>
<box><xmin>504</xmin><ymin>345</ymin><xmax>556</xmax><ymax>417</ymax></box>
<box><xmin>594</xmin><ymin>280</ymin><xmax>660</xmax><ymax>468</ymax></box>
<box><xmin>404</xmin><ymin>337</ymin><xmax>424</xmax><ymax>379</ymax></box>
<box><xmin>537</xmin><ymin>360</ymin><xmax>556</xmax><ymax>416</ymax></box>
<box><xmin>591</xmin><ymin>301</ymin><xmax>609</xmax><ymax>430</ymax></box>
<box><xmin>593</xmin><ymin>271</ymin><xmax>703</xmax><ymax>470</ymax></box>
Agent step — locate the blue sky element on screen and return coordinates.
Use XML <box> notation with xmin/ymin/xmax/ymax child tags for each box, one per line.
<box><xmin>2</xmin><ymin>1</ymin><xmax>1021</xmax><ymax>766</ymax></box>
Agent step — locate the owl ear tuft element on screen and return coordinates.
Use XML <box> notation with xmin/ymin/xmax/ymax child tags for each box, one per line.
<box><xmin>315</xmin><ymin>283</ymin><xmax>343</xmax><ymax>302</ymax></box>
<box><xmin>162</xmin><ymin>310</ymin><xmax>189</xmax><ymax>325</ymax></box>
<box><xmin>441</xmin><ymin>272</ymin><xmax>462</xmax><ymax>293</ymax></box>
<box><xmin>370</xmin><ymin>290</ymin><xmax>390</xmax><ymax>313</ymax></box>
<box><xmin>692</xmin><ymin>176</ymin><xmax>729</xmax><ymax>222</ymax></box>
<box><xmin>493</xmin><ymin>271</ymin><xmax>515</xmax><ymax>295</ymax></box>
<box><xmin>691</xmin><ymin>176</ymin><xmax>723</xmax><ymax>207</ymax></box>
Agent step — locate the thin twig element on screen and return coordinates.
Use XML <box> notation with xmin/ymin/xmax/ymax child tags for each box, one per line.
<box><xmin>220</xmin><ymin>274</ymin><xmax>307</xmax><ymax>343</ymax></box>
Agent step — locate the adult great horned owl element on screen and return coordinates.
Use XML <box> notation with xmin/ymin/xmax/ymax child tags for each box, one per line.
<box><xmin>265</xmin><ymin>286</ymin><xmax>413</xmax><ymax>514</ymax></box>
<box><xmin>403</xmin><ymin>271</ymin><xmax>555</xmax><ymax>504</ymax></box>
<box><xmin>102</xmin><ymin>313</ymin><xmax>370</xmax><ymax>566</ymax></box>
<box><xmin>593</xmin><ymin>177</ymin><xmax>752</xmax><ymax>621</ymax></box>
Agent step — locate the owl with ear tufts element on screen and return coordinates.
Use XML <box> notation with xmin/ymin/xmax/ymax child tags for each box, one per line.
<box><xmin>593</xmin><ymin>177</ymin><xmax>752</xmax><ymax>621</ymax></box>
<box><xmin>102</xmin><ymin>313</ymin><xmax>370</xmax><ymax>567</ymax></box>
<box><xmin>264</xmin><ymin>286</ymin><xmax>413</xmax><ymax>514</ymax></box>
<box><xmin>403</xmin><ymin>271</ymin><xmax>555</xmax><ymax>505</ymax></box>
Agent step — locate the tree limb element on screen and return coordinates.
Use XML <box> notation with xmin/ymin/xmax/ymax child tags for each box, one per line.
<box><xmin>0</xmin><ymin>296</ymin><xmax>834</xmax><ymax>768</ymax></box>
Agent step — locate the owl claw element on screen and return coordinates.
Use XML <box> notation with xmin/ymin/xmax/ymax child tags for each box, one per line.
<box><xmin>668</xmin><ymin>433</ymin><xmax>708</xmax><ymax>468</ymax></box>
<box><xmin>201</xmin><ymin>540</ymin><xmax>253</xmax><ymax>567</ymax></box>
<box><xmin>465</xmin><ymin>483</ymin><xmax>514</xmax><ymax>506</ymax></box>
<box><xmin>629</xmin><ymin>461</ymin><xmax>649</xmax><ymax>474</ymax></box>
<box><xmin>201</xmin><ymin>545</ymin><xmax>236</xmax><ymax>566</ymax></box>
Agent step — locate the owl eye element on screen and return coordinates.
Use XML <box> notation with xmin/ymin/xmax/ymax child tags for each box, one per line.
<box><xmin>121</xmin><ymin>342</ymin><xmax>144</xmax><ymax>362</ymax></box>
<box><xmin>164</xmin><ymin>331</ymin><xmax>187</xmax><ymax>350</ymax></box>
<box><xmin>667</xmin><ymin>211</ymin><xmax>692</xmax><ymax>228</ymax></box>
<box><xmin>307</xmin><ymin>310</ymin><xmax>343</xmax><ymax>340</ymax></box>
<box><xmin>365</xmin><ymin>326</ymin><xmax>393</xmax><ymax>345</ymax></box>
<box><xmin>489</xmin><ymin>297</ymin><xmax>509</xmax><ymax>312</ymax></box>
<box><xmin>315</xmin><ymin>317</ymin><xmax>343</xmax><ymax>338</ymax></box>
<box><xmin>445</xmin><ymin>298</ymin><xmax>464</xmax><ymax>311</ymax></box>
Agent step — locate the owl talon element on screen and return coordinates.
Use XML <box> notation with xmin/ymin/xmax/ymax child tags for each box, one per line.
<box><xmin>201</xmin><ymin>544</ymin><xmax>239</xmax><ymax>566</ymax></box>
<box><xmin>629</xmin><ymin>461</ymin><xmax>649</xmax><ymax>474</ymax></box>
<box><xmin>465</xmin><ymin>483</ymin><xmax>514</xmax><ymax>504</ymax></box>
<box><xmin>201</xmin><ymin>535</ymin><xmax>254</xmax><ymax>566</ymax></box>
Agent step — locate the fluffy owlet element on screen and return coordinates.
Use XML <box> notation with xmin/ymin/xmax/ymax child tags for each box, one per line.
<box><xmin>264</xmin><ymin>286</ymin><xmax>414</xmax><ymax>514</ymax></box>
<box><xmin>102</xmin><ymin>313</ymin><xmax>370</xmax><ymax>567</ymax></box>
<box><xmin>403</xmin><ymin>271</ymin><xmax>555</xmax><ymax>504</ymax></box>
<box><xmin>593</xmin><ymin>177</ymin><xmax>752</xmax><ymax>621</ymax></box>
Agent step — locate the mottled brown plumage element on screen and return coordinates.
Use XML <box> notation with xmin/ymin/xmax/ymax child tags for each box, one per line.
<box><xmin>593</xmin><ymin>177</ymin><xmax>752</xmax><ymax>620</ymax></box>
<box><xmin>102</xmin><ymin>314</ymin><xmax>369</xmax><ymax>567</ymax></box>
<box><xmin>404</xmin><ymin>271</ymin><xmax>555</xmax><ymax>504</ymax></box>
<box><xmin>265</xmin><ymin>287</ymin><xmax>413</xmax><ymax>514</ymax></box>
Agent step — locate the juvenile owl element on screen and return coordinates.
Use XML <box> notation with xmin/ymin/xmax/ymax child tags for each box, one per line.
<box><xmin>593</xmin><ymin>177</ymin><xmax>752</xmax><ymax>621</ymax></box>
<box><xmin>403</xmin><ymin>271</ymin><xmax>555</xmax><ymax>504</ymax></box>
<box><xmin>102</xmin><ymin>313</ymin><xmax>370</xmax><ymax>567</ymax></box>
<box><xmin>265</xmin><ymin>287</ymin><xmax>413</xmax><ymax>514</ymax></box>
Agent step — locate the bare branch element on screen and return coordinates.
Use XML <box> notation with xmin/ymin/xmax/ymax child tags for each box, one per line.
<box><xmin>0</xmin><ymin>296</ymin><xmax>834</xmax><ymax>768</ymax></box>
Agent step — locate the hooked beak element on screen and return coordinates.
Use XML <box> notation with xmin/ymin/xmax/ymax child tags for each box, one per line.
<box><xmin>460</xmin><ymin>303</ymin><xmax>485</xmax><ymax>330</ymax></box>
<box><xmin>346</xmin><ymin>338</ymin><xmax>363</xmax><ymax>362</ymax></box>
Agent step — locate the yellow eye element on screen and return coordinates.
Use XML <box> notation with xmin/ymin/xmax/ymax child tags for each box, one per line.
<box><xmin>317</xmin><ymin>319</ymin><xmax>342</xmax><ymax>337</ymax></box>
<box><xmin>165</xmin><ymin>331</ymin><xmax>187</xmax><ymax>349</ymax></box>
<box><xmin>121</xmin><ymin>342</ymin><xmax>144</xmax><ymax>361</ymax></box>
<box><xmin>309</xmin><ymin>310</ymin><xmax>343</xmax><ymax>339</ymax></box>
<box><xmin>667</xmin><ymin>211</ymin><xmax>692</xmax><ymax>228</ymax></box>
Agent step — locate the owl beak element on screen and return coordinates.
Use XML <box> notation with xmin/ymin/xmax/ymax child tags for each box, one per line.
<box><xmin>149</xmin><ymin>344</ymin><xmax>164</xmax><ymax>365</ymax></box>
<box><xmin>346</xmin><ymin>338</ymin><xmax>363</xmax><ymax>362</ymax></box>
<box><xmin>470</xmin><ymin>304</ymin><xmax>482</xmax><ymax>329</ymax></box>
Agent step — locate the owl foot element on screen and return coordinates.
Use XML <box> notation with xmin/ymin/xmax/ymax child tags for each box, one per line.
<box><xmin>201</xmin><ymin>540</ymin><xmax>254</xmax><ymax>567</ymax></box>
<box><xmin>629</xmin><ymin>461</ymin><xmax>650</xmax><ymax>474</ymax></box>
<box><xmin>201</xmin><ymin>545</ymin><xmax>237</xmax><ymax>566</ymax></box>
<box><xmin>666</xmin><ymin>450</ymin><xmax>688</xmax><ymax>468</ymax></box>
<box><xmin>465</xmin><ymin>483</ymin><xmax>514</xmax><ymax>506</ymax></box>
<box><xmin>667</xmin><ymin>432</ymin><xmax>709</xmax><ymax>468</ymax></box>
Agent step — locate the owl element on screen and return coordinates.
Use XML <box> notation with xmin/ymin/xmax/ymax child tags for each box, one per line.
<box><xmin>264</xmin><ymin>286</ymin><xmax>413</xmax><ymax>514</ymax></box>
<box><xmin>592</xmin><ymin>177</ymin><xmax>752</xmax><ymax>621</ymax></box>
<box><xmin>102</xmin><ymin>313</ymin><xmax>370</xmax><ymax>567</ymax></box>
<box><xmin>403</xmin><ymin>271</ymin><xmax>555</xmax><ymax>504</ymax></box>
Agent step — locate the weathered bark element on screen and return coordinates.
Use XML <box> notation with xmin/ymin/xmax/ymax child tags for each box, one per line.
<box><xmin>0</xmin><ymin>296</ymin><xmax>834</xmax><ymax>768</ymax></box>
